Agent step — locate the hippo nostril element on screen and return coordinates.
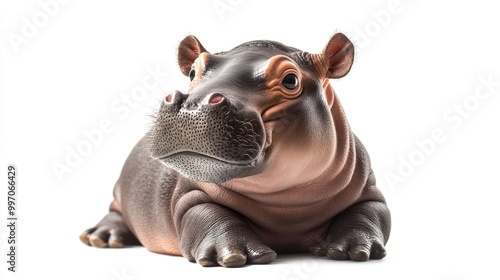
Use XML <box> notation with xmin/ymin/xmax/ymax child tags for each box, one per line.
<box><xmin>209</xmin><ymin>94</ymin><xmax>224</xmax><ymax>105</ymax></box>
<box><xmin>165</xmin><ymin>93</ymin><xmax>174</xmax><ymax>104</ymax></box>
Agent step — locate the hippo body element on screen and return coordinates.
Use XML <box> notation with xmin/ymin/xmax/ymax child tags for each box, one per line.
<box><xmin>81</xmin><ymin>33</ymin><xmax>391</xmax><ymax>267</ymax></box>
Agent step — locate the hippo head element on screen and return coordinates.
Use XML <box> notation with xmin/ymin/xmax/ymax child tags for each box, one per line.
<box><xmin>150</xmin><ymin>33</ymin><xmax>354</xmax><ymax>183</ymax></box>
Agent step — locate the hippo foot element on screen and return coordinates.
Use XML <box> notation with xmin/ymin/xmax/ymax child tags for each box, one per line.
<box><xmin>180</xmin><ymin>204</ymin><xmax>277</xmax><ymax>267</ymax></box>
<box><xmin>193</xmin><ymin>237</ymin><xmax>277</xmax><ymax>268</ymax></box>
<box><xmin>310</xmin><ymin>201</ymin><xmax>391</xmax><ymax>261</ymax></box>
<box><xmin>80</xmin><ymin>211</ymin><xmax>139</xmax><ymax>248</ymax></box>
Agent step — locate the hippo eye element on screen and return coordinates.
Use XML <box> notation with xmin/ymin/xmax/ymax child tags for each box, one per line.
<box><xmin>189</xmin><ymin>68</ymin><xmax>196</xmax><ymax>81</ymax></box>
<box><xmin>282</xmin><ymin>73</ymin><xmax>298</xmax><ymax>90</ymax></box>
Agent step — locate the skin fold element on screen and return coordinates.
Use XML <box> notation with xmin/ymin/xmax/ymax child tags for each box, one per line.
<box><xmin>80</xmin><ymin>33</ymin><xmax>391</xmax><ymax>267</ymax></box>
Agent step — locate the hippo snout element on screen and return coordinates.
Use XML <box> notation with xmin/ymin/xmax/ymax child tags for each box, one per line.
<box><xmin>149</xmin><ymin>90</ymin><xmax>266</xmax><ymax>182</ymax></box>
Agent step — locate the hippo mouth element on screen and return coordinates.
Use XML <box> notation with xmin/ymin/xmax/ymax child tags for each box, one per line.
<box><xmin>156</xmin><ymin>151</ymin><xmax>264</xmax><ymax>182</ymax></box>
<box><xmin>149</xmin><ymin>93</ymin><xmax>266</xmax><ymax>182</ymax></box>
<box><xmin>159</xmin><ymin>151</ymin><xmax>259</xmax><ymax>166</ymax></box>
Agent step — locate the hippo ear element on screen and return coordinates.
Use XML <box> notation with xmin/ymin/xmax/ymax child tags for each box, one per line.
<box><xmin>177</xmin><ymin>35</ymin><xmax>208</xmax><ymax>76</ymax></box>
<box><xmin>321</xmin><ymin>33</ymin><xmax>354</xmax><ymax>79</ymax></box>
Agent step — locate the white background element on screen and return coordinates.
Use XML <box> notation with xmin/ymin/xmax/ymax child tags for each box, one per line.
<box><xmin>1</xmin><ymin>0</ymin><xmax>499</xmax><ymax>279</ymax></box>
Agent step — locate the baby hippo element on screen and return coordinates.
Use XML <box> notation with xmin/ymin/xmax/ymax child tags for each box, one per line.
<box><xmin>80</xmin><ymin>33</ymin><xmax>391</xmax><ymax>267</ymax></box>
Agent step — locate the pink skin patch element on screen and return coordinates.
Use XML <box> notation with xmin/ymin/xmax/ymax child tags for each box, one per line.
<box><xmin>209</xmin><ymin>94</ymin><xmax>224</xmax><ymax>104</ymax></box>
<box><xmin>165</xmin><ymin>94</ymin><xmax>173</xmax><ymax>103</ymax></box>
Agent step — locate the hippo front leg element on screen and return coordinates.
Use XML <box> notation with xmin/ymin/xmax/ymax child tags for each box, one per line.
<box><xmin>179</xmin><ymin>203</ymin><xmax>277</xmax><ymax>267</ymax></box>
<box><xmin>80</xmin><ymin>211</ymin><xmax>140</xmax><ymax>248</ymax></box>
<box><xmin>310</xmin><ymin>201</ymin><xmax>391</xmax><ymax>261</ymax></box>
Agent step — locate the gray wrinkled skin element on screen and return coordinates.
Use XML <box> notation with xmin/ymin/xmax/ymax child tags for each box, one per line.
<box><xmin>149</xmin><ymin>91</ymin><xmax>265</xmax><ymax>182</ymax></box>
